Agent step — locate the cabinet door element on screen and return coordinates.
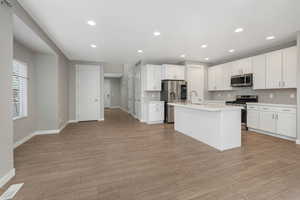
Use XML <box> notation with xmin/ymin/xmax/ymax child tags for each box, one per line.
<box><xmin>222</xmin><ymin>63</ymin><xmax>233</xmax><ymax>90</ymax></box>
<box><xmin>148</xmin><ymin>103</ymin><xmax>164</xmax><ymax>122</ymax></box>
<box><xmin>240</xmin><ymin>58</ymin><xmax>253</xmax><ymax>74</ymax></box>
<box><xmin>231</xmin><ymin>61</ymin><xmax>241</xmax><ymax>76</ymax></box>
<box><xmin>176</xmin><ymin>65</ymin><xmax>185</xmax><ymax>80</ymax></box>
<box><xmin>146</xmin><ymin>65</ymin><xmax>162</xmax><ymax>91</ymax></box>
<box><xmin>276</xmin><ymin>112</ymin><xmax>296</xmax><ymax>138</ymax></box>
<box><xmin>247</xmin><ymin>109</ymin><xmax>260</xmax><ymax>129</ymax></box>
<box><xmin>154</xmin><ymin>66</ymin><xmax>162</xmax><ymax>90</ymax></box>
<box><xmin>208</xmin><ymin>67</ymin><xmax>216</xmax><ymax>91</ymax></box>
<box><xmin>259</xmin><ymin>110</ymin><xmax>276</xmax><ymax>133</ymax></box>
<box><xmin>215</xmin><ymin>66</ymin><xmax>224</xmax><ymax>90</ymax></box>
<box><xmin>187</xmin><ymin>65</ymin><xmax>204</xmax><ymax>102</ymax></box>
<box><xmin>282</xmin><ymin>46</ymin><xmax>297</xmax><ymax>88</ymax></box>
<box><xmin>266</xmin><ymin>50</ymin><xmax>282</xmax><ymax>89</ymax></box>
<box><xmin>252</xmin><ymin>54</ymin><xmax>266</xmax><ymax>90</ymax></box>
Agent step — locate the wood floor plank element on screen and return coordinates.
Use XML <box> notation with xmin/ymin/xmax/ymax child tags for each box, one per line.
<box><xmin>1</xmin><ymin>109</ymin><xmax>300</xmax><ymax>200</ymax></box>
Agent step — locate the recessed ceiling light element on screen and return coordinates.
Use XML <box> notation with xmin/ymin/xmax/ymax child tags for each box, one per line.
<box><xmin>137</xmin><ymin>50</ymin><xmax>143</xmax><ymax>53</ymax></box>
<box><xmin>201</xmin><ymin>44</ymin><xmax>208</xmax><ymax>48</ymax></box>
<box><xmin>90</xmin><ymin>44</ymin><xmax>97</xmax><ymax>48</ymax></box>
<box><xmin>229</xmin><ymin>49</ymin><xmax>235</xmax><ymax>53</ymax></box>
<box><xmin>266</xmin><ymin>36</ymin><xmax>275</xmax><ymax>40</ymax></box>
<box><xmin>180</xmin><ymin>54</ymin><xmax>186</xmax><ymax>58</ymax></box>
<box><xmin>205</xmin><ymin>57</ymin><xmax>209</xmax><ymax>61</ymax></box>
<box><xmin>153</xmin><ymin>31</ymin><xmax>161</xmax><ymax>36</ymax></box>
<box><xmin>87</xmin><ymin>20</ymin><xmax>96</xmax><ymax>26</ymax></box>
<box><xmin>234</xmin><ymin>28</ymin><xmax>244</xmax><ymax>33</ymax></box>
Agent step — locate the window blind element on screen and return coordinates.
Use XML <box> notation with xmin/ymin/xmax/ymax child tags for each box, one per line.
<box><xmin>12</xmin><ymin>60</ymin><xmax>28</xmax><ymax>119</ymax></box>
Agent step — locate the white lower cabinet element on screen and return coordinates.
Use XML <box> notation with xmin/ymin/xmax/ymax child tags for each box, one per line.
<box><xmin>247</xmin><ymin>108</ymin><xmax>260</xmax><ymax>129</ymax></box>
<box><xmin>259</xmin><ymin>110</ymin><xmax>277</xmax><ymax>133</ymax></box>
<box><xmin>276</xmin><ymin>112</ymin><xmax>297</xmax><ymax>138</ymax></box>
<box><xmin>247</xmin><ymin>104</ymin><xmax>297</xmax><ymax>139</ymax></box>
<box><xmin>147</xmin><ymin>101</ymin><xmax>164</xmax><ymax>124</ymax></box>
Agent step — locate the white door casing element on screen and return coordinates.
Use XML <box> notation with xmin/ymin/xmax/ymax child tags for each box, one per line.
<box><xmin>76</xmin><ymin>65</ymin><xmax>101</xmax><ymax>121</ymax></box>
<box><xmin>104</xmin><ymin>79</ymin><xmax>111</xmax><ymax>108</ymax></box>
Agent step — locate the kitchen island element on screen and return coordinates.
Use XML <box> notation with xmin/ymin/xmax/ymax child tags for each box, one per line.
<box><xmin>169</xmin><ymin>103</ymin><xmax>242</xmax><ymax>151</ymax></box>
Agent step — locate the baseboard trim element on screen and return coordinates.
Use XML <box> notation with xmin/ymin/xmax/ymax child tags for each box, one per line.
<box><xmin>14</xmin><ymin>120</ymin><xmax>74</xmax><ymax>149</ymax></box>
<box><xmin>13</xmin><ymin>133</ymin><xmax>35</xmax><ymax>149</ymax></box>
<box><xmin>68</xmin><ymin>120</ymin><xmax>78</xmax><ymax>123</ymax></box>
<box><xmin>120</xmin><ymin>107</ymin><xmax>128</xmax><ymax>113</ymax></box>
<box><xmin>0</xmin><ymin>168</ymin><xmax>15</xmax><ymax>188</ymax></box>
<box><xmin>109</xmin><ymin>106</ymin><xmax>121</xmax><ymax>109</ymax></box>
<box><xmin>34</xmin><ymin>129</ymin><xmax>60</xmax><ymax>135</ymax></box>
<box><xmin>147</xmin><ymin>121</ymin><xmax>164</xmax><ymax>125</ymax></box>
<box><xmin>248</xmin><ymin>128</ymin><xmax>296</xmax><ymax>142</ymax></box>
<box><xmin>296</xmin><ymin>140</ymin><xmax>300</xmax><ymax>145</ymax></box>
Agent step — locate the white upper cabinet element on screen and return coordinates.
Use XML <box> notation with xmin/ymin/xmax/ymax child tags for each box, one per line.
<box><xmin>266</xmin><ymin>50</ymin><xmax>282</xmax><ymax>89</ymax></box>
<box><xmin>232</xmin><ymin>58</ymin><xmax>252</xmax><ymax>76</ymax></box>
<box><xmin>208</xmin><ymin>64</ymin><xmax>231</xmax><ymax>91</ymax></box>
<box><xmin>252</xmin><ymin>54</ymin><xmax>266</xmax><ymax>90</ymax></box>
<box><xmin>282</xmin><ymin>46</ymin><xmax>297</xmax><ymax>88</ymax></box>
<box><xmin>162</xmin><ymin>64</ymin><xmax>185</xmax><ymax>80</ymax></box>
<box><xmin>208</xmin><ymin>67</ymin><xmax>216</xmax><ymax>91</ymax></box>
<box><xmin>186</xmin><ymin>65</ymin><xmax>204</xmax><ymax>103</ymax></box>
<box><xmin>144</xmin><ymin>65</ymin><xmax>162</xmax><ymax>91</ymax></box>
<box><xmin>208</xmin><ymin>46</ymin><xmax>297</xmax><ymax>91</ymax></box>
<box><xmin>222</xmin><ymin>63</ymin><xmax>233</xmax><ymax>90</ymax></box>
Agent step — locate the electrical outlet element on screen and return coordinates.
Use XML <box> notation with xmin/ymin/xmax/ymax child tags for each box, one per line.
<box><xmin>290</xmin><ymin>93</ymin><xmax>295</xmax><ymax>99</ymax></box>
<box><xmin>269</xmin><ymin>93</ymin><xmax>274</xmax><ymax>99</ymax></box>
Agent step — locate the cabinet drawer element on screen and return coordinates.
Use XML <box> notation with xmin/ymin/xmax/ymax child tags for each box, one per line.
<box><xmin>277</xmin><ymin>108</ymin><xmax>296</xmax><ymax>114</ymax></box>
<box><xmin>247</xmin><ymin>105</ymin><xmax>260</xmax><ymax>110</ymax></box>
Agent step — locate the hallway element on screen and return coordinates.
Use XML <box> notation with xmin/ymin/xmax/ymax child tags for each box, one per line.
<box><xmin>4</xmin><ymin>109</ymin><xmax>300</xmax><ymax>200</ymax></box>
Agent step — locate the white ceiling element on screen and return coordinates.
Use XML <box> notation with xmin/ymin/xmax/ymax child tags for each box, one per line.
<box><xmin>13</xmin><ymin>15</ymin><xmax>54</xmax><ymax>54</ymax></box>
<box><xmin>18</xmin><ymin>0</ymin><xmax>300</xmax><ymax>64</ymax></box>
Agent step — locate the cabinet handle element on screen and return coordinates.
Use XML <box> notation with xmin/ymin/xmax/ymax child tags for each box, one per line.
<box><xmin>282</xmin><ymin>81</ymin><xmax>285</xmax><ymax>87</ymax></box>
<box><xmin>272</xmin><ymin>114</ymin><xmax>274</xmax><ymax>119</ymax></box>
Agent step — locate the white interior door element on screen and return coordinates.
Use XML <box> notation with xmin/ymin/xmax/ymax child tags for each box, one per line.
<box><xmin>104</xmin><ymin>79</ymin><xmax>111</xmax><ymax>108</ymax></box>
<box><xmin>77</xmin><ymin>65</ymin><xmax>100</xmax><ymax>121</ymax></box>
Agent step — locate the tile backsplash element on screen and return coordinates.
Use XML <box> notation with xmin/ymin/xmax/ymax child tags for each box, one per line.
<box><xmin>209</xmin><ymin>88</ymin><xmax>297</xmax><ymax>105</ymax></box>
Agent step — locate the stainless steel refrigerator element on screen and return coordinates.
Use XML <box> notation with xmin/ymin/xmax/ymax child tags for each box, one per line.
<box><xmin>161</xmin><ymin>80</ymin><xmax>187</xmax><ymax>123</ymax></box>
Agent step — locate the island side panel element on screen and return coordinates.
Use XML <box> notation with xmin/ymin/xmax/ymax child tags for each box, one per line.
<box><xmin>220</xmin><ymin>110</ymin><xmax>242</xmax><ymax>151</ymax></box>
<box><xmin>174</xmin><ymin>106</ymin><xmax>222</xmax><ymax>150</ymax></box>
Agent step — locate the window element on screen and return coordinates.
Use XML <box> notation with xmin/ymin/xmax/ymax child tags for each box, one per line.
<box><xmin>12</xmin><ymin>60</ymin><xmax>28</xmax><ymax>120</ymax></box>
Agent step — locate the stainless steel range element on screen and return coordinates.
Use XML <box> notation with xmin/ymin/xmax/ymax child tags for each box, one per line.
<box><xmin>226</xmin><ymin>95</ymin><xmax>258</xmax><ymax>128</ymax></box>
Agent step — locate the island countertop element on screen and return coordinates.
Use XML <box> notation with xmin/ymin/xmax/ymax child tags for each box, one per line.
<box><xmin>168</xmin><ymin>103</ymin><xmax>243</xmax><ymax>112</ymax></box>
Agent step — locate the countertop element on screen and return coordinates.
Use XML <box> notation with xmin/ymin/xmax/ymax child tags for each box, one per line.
<box><xmin>168</xmin><ymin>103</ymin><xmax>243</xmax><ymax>112</ymax></box>
<box><xmin>247</xmin><ymin>103</ymin><xmax>297</xmax><ymax>108</ymax></box>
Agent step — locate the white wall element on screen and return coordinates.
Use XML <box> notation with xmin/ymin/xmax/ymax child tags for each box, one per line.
<box><xmin>103</xmin><ymin>63</ymin><xmax>123</xmax><ymax>74</ymax></box>
<box><xmin>13</xmin><ymin>40</ymin><xmax>37</xmax><ymax>143</ymax></box>
<box><xmin>0</xmin><ymin>4</ymin><xmax>14</xmax><ymax>186</ymax></box>
<box><xmin>297</xmin><ymin>32</ymin><xmax>300</xmax><ymax>143</ymax></box>
<box><xmin>34</xmin><ymin>53</ymin><xmax>58</xmax><ymax>130</ymax></box>
<box><xmin>57</xmin><ymin>55</ymin><xmax>69</xmax><ymax>128</ymax></box>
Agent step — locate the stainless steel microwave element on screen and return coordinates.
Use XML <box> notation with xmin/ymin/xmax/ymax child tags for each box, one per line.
<box><xmin>231</xmin><ymin>74</ymin><xmax>253</xmax><ymax>87</ymax></box>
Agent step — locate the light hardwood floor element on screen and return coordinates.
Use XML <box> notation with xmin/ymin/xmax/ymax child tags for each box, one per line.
<box><xmin>2</xmin><ymin>109</ymin><xmax>300</xmax><ymax>200</ymax></box>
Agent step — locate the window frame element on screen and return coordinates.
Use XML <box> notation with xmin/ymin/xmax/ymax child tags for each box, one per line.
<box><xmin>12</xmin><ymin>59</ymin><xmax>28</xmax><ymax>121</ymax></box>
